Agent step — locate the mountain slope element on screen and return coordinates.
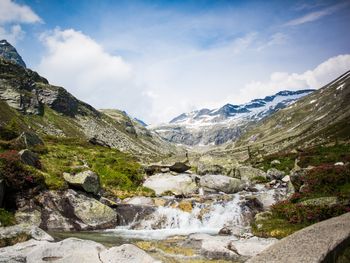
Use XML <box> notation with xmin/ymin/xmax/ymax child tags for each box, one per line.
<box><xmin>0</xmin><ymin>41</ymin><xmax>177</xmax><ymax>160</ymax></box>
<box><xmin>152</xmin><ymin>89</ymin><xmax>314</xmax><ymax>146</ymax></box>
<box><xmin>233</xmin><ymin>70</ymin><xmax>350</xmax><ymax>152</ymax></box>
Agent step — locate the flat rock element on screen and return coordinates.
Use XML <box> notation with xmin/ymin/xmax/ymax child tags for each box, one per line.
<box><xmin>247</xmin><ymin>212</ymin><xmax>350</xmax><ymax>263</ymax></box>
<box><xmin>200</xmin><ymin>174</ymin><xmax>243</xmax><ymax>193</ymax></box>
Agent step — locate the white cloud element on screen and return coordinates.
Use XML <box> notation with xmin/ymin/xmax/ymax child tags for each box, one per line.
<box><xmin>37</xmin><ymin>28</ymin><xmax>152</xmax><ymax>119</ymax></box>
<box><xmin>238</xmin><ymin>54</ymin><xmax>350</xmax><ymax>101</ymax></box>
<box><xmin>0</xmin><ymin>0</ymin><xmax>41</xmax><ymax>44</ymax></box>
<box><xmin>285</xmin><ymin>2</ymin><xmax>348</xmax><ymax>26</ymax></box>
<box><xmin>0</xmin><ymin>0</ymin><xmax>42</xmax><ymax>24</ymax></box>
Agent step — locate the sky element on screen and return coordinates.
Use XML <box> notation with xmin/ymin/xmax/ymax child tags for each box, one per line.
<box><xmin>0</xmin><ymin>0</ymin><xmax>350</xmax><ymax>124</ymax></box>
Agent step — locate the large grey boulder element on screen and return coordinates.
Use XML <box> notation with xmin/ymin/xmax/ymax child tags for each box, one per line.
<box><xmin>199</xmin><ymin>174</ymin><xmax>243</xmax><ymax>194</ymax></box>
<box><xmin>37</xmin><ymin>190</ymin><xmax>118</xmax><ymax>231</ymax></box>
<box><xmin>18</xmin><ymin>149</ymin><xmax>40</xmax><ymax>168</ymax></box>
<box><xmin>247</xmin><ymin>212</ymin><xmax>350</xmax><ymax>263</ymax></box>
<box><xmin>0</xmin><ymin>238</ymin><xmax>159</xmax><ymax>263</ymax></box>
<box><xmin>143</xmin><ymin>173</ymin><xmax>198</xmax><ymax>196</ymax></box>
<box><xmin>115</xmin><ymin>204</ymin><xmax>156</xmax><ymax>226</ymax></box>
<box><xmin>266</xmin><ymin>168</ymin><xmax>285</xmax><ymax>180</ymax></box>
<box><xmin>63</xmin><ymin>170</ymin><xmax>100</xmax><ymax>194</ymax></box>
<box><xmin>236</xmin><ymin>166</ymin><xmax>266</xmax><ymax>181</ymax></box>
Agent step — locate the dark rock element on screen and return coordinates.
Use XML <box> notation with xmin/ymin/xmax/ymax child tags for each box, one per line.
<box><xmin>18</xmin><ymin>149</ymin><xmax>41</xmax><ymax>168</ymax></box>
<box><xmin>115</xmin><ymin>204</ymin><xmax>156</xmax><ymax>226</ymax></box>
<box><xmin>88</xmin><ymin>137</ymin><xmax>111</xmax><ymax>148</ymax></box>
<box><xmin>169</xmin><ymin>162</ymin><xmax>191</xmax><ymax>173</ymax></box>
<box><xmin>15</xmin><ymin>132</ymin><xmax>44</xmax><ymax>148</ymax></box>
<box><xmin>0</xmin><ymin>40</ymin><xmax>26</xmax><ymax>67</ymax></box>
<box><xmin>218</xmin><ymin>226</ymin><xmax>232</xmax><ymax>236</ymax></box>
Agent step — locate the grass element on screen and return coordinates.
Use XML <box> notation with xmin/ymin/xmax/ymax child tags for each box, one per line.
<box><xmin>39</xmin><ymin>136</ymin><xmax>153</xmax><ymax>197</ymax></box>
<box><xmin>0</xmin><ymin>208</ymin><xmax>16</xmax><ymax>227</ymax></box>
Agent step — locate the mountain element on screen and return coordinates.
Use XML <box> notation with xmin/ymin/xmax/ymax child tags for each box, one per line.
<box><xmin>152</xmin><ymin>89</ymin><xmax>314</xmax><ymax>146</ymax></box>
<box><xmin>0</xmin><ymin>40</ymin><xmax>177</xmax><ymax>160</ymax></box>
<box><xmin>233</xmin><ymin>70</ymin><xmax>350</xmax><ymax>153</ymax></box>
<box><xmin>0</xmin><ymin>40</ymin><xmax>26</xmax><ymax>68</ymax></box>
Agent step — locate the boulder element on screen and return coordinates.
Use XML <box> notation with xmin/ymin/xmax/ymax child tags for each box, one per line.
<box><xmin>236</xmin><ymin>166</ymin><xmax>266</xmax><ymax>182</ymax></box>
<box><xmin>199</xmin><ymin>174</ymin><xmax>243</xmax><ymax>194</ymax></box>
<box><xmin>63</xmin><ymin>170</ymin><xmax>100</xmax><ymax>195</ymax></box>
<box><xmin>14</xmin><ymin>131</ymin><xmax>44</xmax><ymax>148</ymax></box>
<box><xmin>201</xmin><ymin>239</ymin><xmax>239</xmax><ymax>260</ymax></box>
<box><xmin>270</xmin><ymin>160</ymin><xmax>281</xmax><ymax>165</ymax></box>
<box><xmin>115</xmin><ymin>204</ymin><xmax>156</xmax><ymax>226</ymax></box>
<box><xmin>0</xmin><ymin>225</ymin><xmax>53</xmax><ymax>247</ymax></box>
<box><xmin>143</xmin><ymin>173</ymin><xmax>198</xmax><ymax>196</ymax></box>
<box><xmin>15</xmin><ymin>210</ymin><xmax>42</xmax><ymax>227</ymax></box>
<box><xmin>289</xmin><ymin>169</ymin><xmax>306</xmax><ymax>192</ymax></box>
<box><xmin>169</xmin><ymin>162</ymin><xmax>191</xmax><ymax>173</ymax></box>
<box><xmin>0</xmin><ymin>238</ymin><xmax>159</xmax><ymax>263</ymax></box>
<box><xmin>124</xmin><ymin>196</ymin><xmax>154</xmax><ymax>206</ymax></box>
<box><xmin>18</xmin><ymin>149</ymin><xmax>40</xmax><ymax>168</ymax></box>
<box><xmin>281</xmin><ymin>175</ymin><xmax>290</xmax><ymax>183</ymax></box>
<box><xmin>335</xmin><ymin>162</ymin><xmax>344</xmax><ymax>166</ymax></box>
<box><xmin>37</xmin><ymin>190</ymin><xmax>118</xmax><ymax>231</ymax></box>
<box><xmin>196</xmin><ymin>155</ymin><xmax>238</xmax><ymax>177</ymax></box>
<box><xmin>266</xmin><ymin>168</ymin><xmax>285</xmax><ymax>180</ymax></box>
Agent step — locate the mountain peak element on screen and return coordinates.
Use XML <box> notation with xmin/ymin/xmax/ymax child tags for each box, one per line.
<box><xmin>0</xmin><ymin>40</ymin><xmax>26</xmax><ymax>68</ymax></box>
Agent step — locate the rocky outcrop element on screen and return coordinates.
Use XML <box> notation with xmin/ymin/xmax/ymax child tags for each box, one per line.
<box><xmin>0</xmin><ymin>40</ymin><xmax>26</xmax><ymax>67</ymax></box>
<box><xmin>18</xmin><ymin>149</ymin><xmax>40</xmax><ymax>168</ymax></box>
<box><xmin>143</xmin><ymin>173</ymin><xmax>198</xmax><ymax>196</ymax></box>
<box><xmin>236</xmin><ymin>166</ymin><xmax>267</xmax><ymax>181</ymax></box>
<box><xmin>63</xmin><ymin>170</ymin><xmax>100</xmax><ymax>195</ymax></box>
<box><xmin>0</xmin><ymin>237</ymin><xmax>159</xmax><ymax>263</ymax></box>
<box><xmin>35</xmin><ymin>190</ymin><xmax>118</xmax><ymax>231</ymax></box>
<box><xmin>199</xmin><ymin>174</ymin><xmax>243</xmax><ymax>194</ymax></box>
<box><xmin>247</xmin><ymin>212</ymin><xmax>350</xmax><ymax>263</ymax></box>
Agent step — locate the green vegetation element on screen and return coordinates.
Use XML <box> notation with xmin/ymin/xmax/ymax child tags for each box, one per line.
<box><xmin>251</xmin><ymin>175</ymin><xmax>269</xmax><ymax>184</ymax></box>
<box><xmin>40</xmin><ymin>136</ymin><xmax>152</xmax><ymax>197</ymax></box>
<box><xmin>0</xmin><ymin>208</ymin><xmax>16</xmax><ymax>227</ymax></box>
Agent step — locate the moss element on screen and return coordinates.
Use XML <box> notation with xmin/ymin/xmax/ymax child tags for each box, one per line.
<box><xmin>0</xmin><ymin>209</ymin><xmax>16</xmax><ymax>227</ymax></box>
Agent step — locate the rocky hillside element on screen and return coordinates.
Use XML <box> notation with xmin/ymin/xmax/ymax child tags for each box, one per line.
<box><xmin>152</xmin><ymin>89</ymin><xmax>314</xmax><ymax>146</ymax></box>
<box><xmin>234</xmin><ymin>71</ymin><xmax>350</xmax><ymax>152</ymax></box>
<box><xmin>0</xmin><ymin>41</ymin><xmax>177</xmax><ymax>160</ymax></box>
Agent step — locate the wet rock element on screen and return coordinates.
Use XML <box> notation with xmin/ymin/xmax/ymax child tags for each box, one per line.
<box><xmin>18</xmin><ymin>149</ymin><xmax>40</xmax><ymax>168</ymax></box>
<box><xmin>266</xmin><ymin>168</ymin><xmax>285</xmax><ymax>180</ymax></box>
<box><xmin>200</xmin><ymin>174</ymin><xmax>243</xmax><ymax>194</ymax></box>
<box><xmin>143</xmin><ymin>173</ymin><xmax>198</xmax><ymax>196</ymax></box>
<box><xmin>63</xmin><ymin>170</ymin><xmax>100</xmax><ymax>195</ymax></box>
<box><xmin>115</xmin><ymin>204</ymin><xmax>156</xmax><ymax>226</ymax></box>
<box><xmin>169</xmin><ymin>162</ymin><xmax>191</xmax><ymax>173</ymax></box>
<box><xmin>176</xmin><ymin>200</ymin><xmax>193</xmax><ymax>212</ymax></box>
<box><xmin>236</xmin><ymin>166</ymin><xmax>267</xmax><ymax>182</ymax></box>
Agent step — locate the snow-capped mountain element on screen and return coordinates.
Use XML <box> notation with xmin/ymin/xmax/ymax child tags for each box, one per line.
<box><xmin>152</xmin><ymin>89</ymin><xmax>315</xmax><ymax>146</ymax></box>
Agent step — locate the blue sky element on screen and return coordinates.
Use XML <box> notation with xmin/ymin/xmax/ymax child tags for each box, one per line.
<box><xmin>1</xmin><ymin>0</ymin><xmax>350</xmax><ymax>123</ymax></box>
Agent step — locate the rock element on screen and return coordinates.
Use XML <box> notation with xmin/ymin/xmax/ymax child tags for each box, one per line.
<box><xmin>14</xmin><ymin>131</ymin><xmax>44</xmax><ymax>148</ymax></box>
<box><xmin>289</xmin><ymin>169</ymin><xmax>306</xmax><ymax>192</ymax></box>
<box><xmin>100</xmin><ymin>244</ymin><xmax>159</xmax><ymax>263</ymax></box>
<box><xmin>218</xmin><ymin>226</ymin><xmax>232</xmax><ymax>236</ymax></box>
<box><xmin>169</xmin><ymin>162</ymin><xmax>191</xmax><ymax>173</ymax></box>
<box><xmin>0</xmin><ymin>40</ymin><xmax>26</xmax><ymax>67</ymax></box>
<box><xmin>247</xmin><ymin>212</ymin><xmax>350</xmax><ymax>263</ymax></box>
<box><xmin>15</xmin><ymin>210</ymin><xmax>42</xmax><ymax>227</ymax></box>
<box><xmin>335</xmin><ymin>162</ymin><xmax>344</xmax><ymax>166</ymax></box>
<box><xmin>200</xmin><ymin>239</ymin><xmax>240</xmax><ymax>260</ymax></box>
<box><xmin>254</xmin><ymin>211</ymin><xmax>272</xmax><ymax>222</ymax></box>
<box><xmin>18</xmin><ymin>149</ymin><xmax>40</xmax><ymax>168</ymax></box>
<box><xmin>281</xmin><ymin>175</ymin><xmax>290</xmax><ymax>183</ymax></box>
<box><xmin>236</xmin><ymin>166</ymin><xmax>267</xmax><ymax>182</ymax></box>
<box><xmin>270</xmin><ymin>160</ymin><xmax>281</xmax><ymax>165</ymax></box>
<box><xmin>231</xmin><ymin>237</ymin><xmax>277</xmax><ymax>257</ymax></box>
<box><xmin>0</xmin><ymin>225</ymin><xmax>53</xmax><ymax>247</ymax></box>
<box><xmin>0</xmin><ymin>237</ymin><xmax>158</xmax><ymax>263</ymax></box>
<box><xmin>300</xmin><ymin>196</ymin><xmax>338</xmax><ymax>206</ymax></box>
<box><xmin>115</xmin><ymin>204</ymin><xmax>156</xmax><ymax>226</ymax></box>
<box><xmin>144</xmin><ymin>165</ymin><xmax>164</xmax><ymax>175</ymax></box>
<box><xmin>266</xmin><ymin>168</ymin><xmax>285</xmax><ymax>180</ymax></box>
<box><xmin>37</xmin><ymin>190</ymin><xmax>118</xmax><ymax>231</ymax></box>
<box><xmin>200</xmin><ymin>174</ymin><xmax>243</xmax><ymax>194</ymax></box>
<box><xmin>63</xmin><ymin>170</ymin><xmax>100</xmax><ymax>195</ymax></box>
<box><xmin>124</xmin><ymin>196</ymin><xmax>154</xmax><ymax>206</ymax></box>
<box><xmin>143</xmin><ymin>173</ymin><xmax>198</xmax><ymax>196</ymax></box>
<box><xmin>196</xmin><ymin>155</ymin><xmax>238</xmax><ymax>177</ymax></box>
<box><xmin>160</xmin><ymin>167</ymin><xmax>170</xmax><ymax>173</ymax></box>
<box><xmin>176</xmin><ymin>200</ymin><xmax>193</xmax><ymax>212</ymax></box>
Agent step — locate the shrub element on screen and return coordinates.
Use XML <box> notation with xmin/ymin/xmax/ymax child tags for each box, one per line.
<box><xmin>0</xmin><ymin>208</ymin><xmax>16</xmax><ymax>226</ymax></box>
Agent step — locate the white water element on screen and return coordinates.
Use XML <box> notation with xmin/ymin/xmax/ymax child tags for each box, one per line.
<box><xmin>107</xmin><ymin>194</ymin><xmax>244</xmax><ymax>240</ymax></box>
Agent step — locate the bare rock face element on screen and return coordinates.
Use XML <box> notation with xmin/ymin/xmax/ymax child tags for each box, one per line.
<box><xmin>0</xmin><ymin>40</ymin><xmax>26</xmax><ymax>67</ymax></box>
<box><xmin>63</xmin><ymin>170</ymin><xmax>100</xmax><ymax>195</ymax></box>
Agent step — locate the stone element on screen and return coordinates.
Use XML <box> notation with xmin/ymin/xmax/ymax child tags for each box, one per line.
<box><xmin>37</xmin><ymin>190</ymin><xmax>118</xmax><ymax>231</ymax></box>
<box><xmin>335</xmin><ymin>162</ymin><xmax>344</xmax><ymax>166</ymax></box>
<box><xmin>143</xmin><ymin>173</ymin><xmax>198</xmax><ymax>196</ymax></box>
<box><xmin>281</xmin><ymin>175</ymin><xmax>290</xmax><ymax>183</ymax></box>
<box><xmin>176</xmin><ymin>200</ymin><xmax>193</xmax><ymax>212</ymax></box>
<box><xmin>63</xmin><ymin>170</ymin><xmax>100</xmax><ymax>195</ymax></box>
<box><xmin>254</xmin><ymin>211</ymin><xmax>272</xmax><ymax>222</ymax></box>
<box><xmin>169</xmin><ymin>162</ymin><xmax>191</xmax><ymax>173</ymax></box>
<box><xmin>300</xmin><ymin>196</ymin><xmax>338</xmax><ymax>206</ymax></box>
<box><xmin>199</xmin><ymin>174</ymin><xmax>243</xmax><ymax>194</ymax></box>
<box><xmin>236</xmin><ymin>166</ymin><xmax>267</xmax><ymax>182</ymax></box>
<box><xmin>14</xmin><ymin>132</ymin><xmax>44</xmax><ymax>148</ymax></box>
<box><xmin>270</xmin><ymin>160</ymin><xmax>281</xmax><ymax>165</ymax></box>
<box><xmin>247</xmin><ymin>212</ymin><xmax>350</xmax><ymax>263</ymax></box>
<box><xmin>200</xmin><ymin>239</ymin><xmax>240</xmax><ymax>260</ymax></box>
<box><xmin>100</xmin><ymin>244</ymin><xmax>159</xmax><ymax>263</ymax></box>
<box><xmin>115</xmin><ymin>204</ymin><xmax>156</xmax><ymax>226</ymax></box>
<box><xmin>231</xmin><ymin>237</ymin><xmax>277</xmax><ymax>257</ymax></box>
<box><xmin>18</xmin><ymin>149</ymin><xmax>40</xmax><ymax>168</ymax></box>
<box><xmin>15</xmin><ymin>210</ymin><xmax>42</xmax><ymax>227</ymax></box>
<box><xmin>124</xmin><ymin>196</ymin><xmax>154</xmax><ymax>206</ymax></box>
<box><xmin>266</xmin><ymin>168</ymin><xmax>285</xmax><ymax>180</ymax></box>
<box><xmin>290</xmin><ymin>169</ymin><xmax>306</xmax><ymax>192</ymax></box>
